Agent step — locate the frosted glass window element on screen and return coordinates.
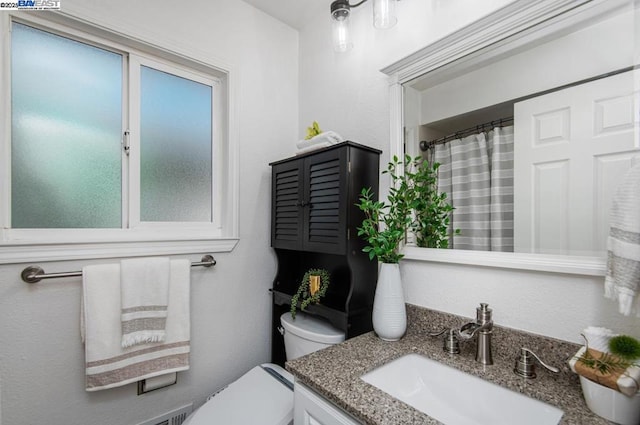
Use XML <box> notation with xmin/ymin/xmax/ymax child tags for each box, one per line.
<box><xmin>11</xmin><ymin>23</ymin><xmax>122</xmax><ymax>228</ymax></box>
<box><xmin>140</xmin><ymin>66</ymin><xmax>213</xmax><ymax>222</ymax></box>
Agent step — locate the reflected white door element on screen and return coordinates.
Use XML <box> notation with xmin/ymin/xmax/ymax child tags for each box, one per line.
<box><xmin>514</xmin><ymin>70</ymin><xmax>640</xmax><ymax>255</ymax></box>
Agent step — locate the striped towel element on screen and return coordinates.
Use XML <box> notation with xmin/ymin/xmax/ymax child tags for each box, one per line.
<box><xmin>81</xmin><ymin>260</ymin><xmax>191</xmax><ymax>391</ymax></box>
<box><xmin>120</xmin><ymin>257</ymin><xmax>170</xmax><ymax>348</ymax></box>
<box><xmin>604</xmin><ymin>162</ymin><xmax>640</xmax><ymax>316</ymax></box>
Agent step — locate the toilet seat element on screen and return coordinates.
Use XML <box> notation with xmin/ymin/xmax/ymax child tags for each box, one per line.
<box><xmin>183</xmin><ymin>363</ymin><xmax>294</xmax><ymax>425</ymax></box>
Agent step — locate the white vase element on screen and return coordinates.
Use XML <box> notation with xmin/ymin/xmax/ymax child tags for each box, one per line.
<box><xmin>372</xmin><ymin>263</ymin><xmax>407</xmax><ymax>341</ymax></box>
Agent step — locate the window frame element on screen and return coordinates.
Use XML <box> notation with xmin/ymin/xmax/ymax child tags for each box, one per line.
<box><xmin>129</xmin><ymin>55</ymin><xmax>222</xmax><ymax>229</ymax></box>
<box><xmin>0</xmin><ymin>12</ymin><xmax>239</xmax><ymax>264</ymax></box>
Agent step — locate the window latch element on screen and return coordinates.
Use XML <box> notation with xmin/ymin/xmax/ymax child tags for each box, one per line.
<box><xmin>123</xmin><ymin>130</ymin><xmax>130</xmax><ymax>155</ymax></box>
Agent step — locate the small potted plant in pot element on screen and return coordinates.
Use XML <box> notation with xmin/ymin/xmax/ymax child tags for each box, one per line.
<box><xmin>571</xmin><ymin>334</ymin><xmax>640</xmax><ymax>425</ymax></box>
<box><xmin>357</xmin><ymin>155</ymin><xmax>457</xmax><ymax>341</ymax></box>
<box><xmin>290</xmin><ymin>268</ymin><xmax>331</xmax><ymax>319</ymax></box>
<box><xmin>356</xmin><ymin>155</ymin><xmax>415</xmax><ymax>341</ymax></box>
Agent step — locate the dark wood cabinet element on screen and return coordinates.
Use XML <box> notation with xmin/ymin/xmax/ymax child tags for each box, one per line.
<box><xmin>270</xmin><ymin>141</ymin><xmax>381</xmax><ymax>366</ymax></box>
<box><xmin>272</xmin><ymin>146</ymin><xmax>349</xmax><ymax>254</ymax></box>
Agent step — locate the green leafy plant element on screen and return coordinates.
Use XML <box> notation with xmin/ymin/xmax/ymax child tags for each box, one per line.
<box><xmin>356</xmin><ymin>155</ymin><xmax>416</xmax><ymax>264</ymax></box>
<box><xmin>609</xmin><ymin>335</ymin><xmax>640</xmax><ymax>361</ymax></box>
<box><xmin>409</xmin><ymin>160</ymin><xmax>458</xmax><ymax>248</ymax></box>
<box><xmin>304</xmin><ymin>121</ymin><xmax>323</xmax><ymax>140</ymax></box>
<box><xmin>356</xmin><ymin>155</ymin><xmax>457</xmax><ymax>263</ymax></box>
<box><xmin>576</xmin><ymin>334</ymin><xmax>640</xmax><ymax>375</ymax></box>
<box><xmin>290</xmin><ymin>268</ymin><xmax>330</xmax><ymax>319</ymax></box>
<box><xmin>577</xmin><ymin>347</ymin><xmax>634</xmax><ymax>375</ymax></box>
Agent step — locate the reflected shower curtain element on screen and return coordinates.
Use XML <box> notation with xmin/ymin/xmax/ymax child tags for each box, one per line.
<box><xmin>433</xmin><ymin>126</ymin><xmax>514</xmax><ymax>251</ymax></box>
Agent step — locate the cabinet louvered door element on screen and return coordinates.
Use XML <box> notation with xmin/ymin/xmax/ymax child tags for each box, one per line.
<box><xmin>272</xmin><ymin>160</ymin><xmax>304</xmax><ymax>250</ymax></box>
<box><xmin>303</xmin><ymin>147</ymin><xmax>348</xmax><ymax>254</ymax></box>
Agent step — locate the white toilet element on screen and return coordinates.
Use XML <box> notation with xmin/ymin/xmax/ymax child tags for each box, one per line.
<box><xmin>183</xmin><ymin>311</ymin><xmax>345</xmax><ymax>425</ymax></box>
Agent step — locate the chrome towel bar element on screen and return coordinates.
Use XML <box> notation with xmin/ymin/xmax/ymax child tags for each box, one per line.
<box><xmin>21</xmin><ymin>254</ymin><xmax>216</xmax><ymax>284</ymax></box>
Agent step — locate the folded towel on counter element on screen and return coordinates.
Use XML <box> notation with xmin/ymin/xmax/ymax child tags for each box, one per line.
<box><xmin>120</xmin><ymin>257</ymin><xmax>170</xmax><ymax>348</ymax></box>
<box><xmin>81</xmin><ymin>260</ymin><xmax>191</xmax><ymax>391</ymax></box>
<box><xmin>604</xmin><ymin>162</ymin><xmax>640</xmax><ymax>316</ymax></box>
<box><xmin>569</xmin><ymin>346</ymin><xmax>640</xmax><ymax>397</ymax></box>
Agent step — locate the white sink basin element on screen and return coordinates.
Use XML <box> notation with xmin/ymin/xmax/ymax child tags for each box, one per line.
<box><xmin>361</xmin><ymin>354</ymin><xmax>563</xmax><ymax>425</ymax></box>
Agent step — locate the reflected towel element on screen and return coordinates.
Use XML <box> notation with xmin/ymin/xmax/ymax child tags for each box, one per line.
<box><xmin>120</xmin><ymin>257</ymin><xmax>170</xmax><ymax>348</ymax></box>
<box><xmin>604</xmin><ymin>162</ymin><xmax>640</xmax><ymax>316</ymax></box>
<box><xmin>82</xmin><ymin>260</ymin><xmax>191</xmax><ymax>391</ymax></box>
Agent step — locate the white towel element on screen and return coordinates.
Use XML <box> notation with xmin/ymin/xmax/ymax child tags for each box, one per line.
<box><xmin>120</xmin><ymin>257</ymin><xmax>170</xmax><ymax>348</ymax></box>
<box><xmin>604</xmin><ymin>162</ymin><xmax>640</xmax><ymax>316</ymax></box>
<box><xmin>82</xmin><ymin>259</ymin><xmax>191</xmax><ymax>391</ymax></box>
<box><xmin>583</xmin><ymin>326</ymin><xmax>618</xmax><ymax>353</ymax></box>
<box><xmin>296</xmin><ymin>131</ymin><xmax>343</xmax><ymax>151</ymax></box>
<box><xmin>296</xmin><ymin>141</ymin><xmax>334</xmax><ymax>155</ymax></box>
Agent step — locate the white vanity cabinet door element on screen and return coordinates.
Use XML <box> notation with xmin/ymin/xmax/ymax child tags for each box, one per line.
<box><xmin>294</xmin><ymin>382</ymin><xmax>361</xmax><ymax>425</ymax></box>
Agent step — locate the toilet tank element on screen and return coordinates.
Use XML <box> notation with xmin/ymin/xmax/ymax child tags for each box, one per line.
<box><xmin>280</xmin><ymin>312</ymin><xmax>345</xmax><ymax>360</ymax></box>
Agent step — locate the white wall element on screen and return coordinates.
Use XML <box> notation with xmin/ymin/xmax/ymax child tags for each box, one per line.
<box><xmin>298</xmin><ymin>0</ymin><xmax>640</xmax><ymax>343</ymax></box>
<box><xmin>298</xmin><ymin>0</ymin><xmax>514</xmax><ymax>163</ymax></box>
<box><xmin>419</xmin><ymin>9</ymin><xmax>636</xmax><ymax>124</ymax></box>
<box><xmin>0</xmin><ymin>1</ymin><xmax>298</xmax><ymax>424</ymax></box>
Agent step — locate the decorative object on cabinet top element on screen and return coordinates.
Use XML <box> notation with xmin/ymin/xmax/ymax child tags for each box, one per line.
<box><xmin>296</xmin><ymin>121</ymin><xmax>344</xmax><ymax>155</ymax></box>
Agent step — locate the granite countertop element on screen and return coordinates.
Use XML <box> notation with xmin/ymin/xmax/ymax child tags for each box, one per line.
<box><xmin>286</xmin><ymin>304</ymin><xmax>610</xmax><ymax>425</ymax></box>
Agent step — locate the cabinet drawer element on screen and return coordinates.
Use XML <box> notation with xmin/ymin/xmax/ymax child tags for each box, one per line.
<box><xmin>294</xmin><ymin>382</ymin><xmax>361</xmax><ymax>425</ymax></box>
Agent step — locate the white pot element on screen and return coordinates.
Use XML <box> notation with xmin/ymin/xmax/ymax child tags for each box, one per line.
<box><xmin>580</xmin><ymin>376</ymin><xmax>640</xmax><ymax>425</ymax></box>
<box><xmin>372</xmin><ymin>263</ymin><xmax>406</xmax><ymax>341</ymax></box>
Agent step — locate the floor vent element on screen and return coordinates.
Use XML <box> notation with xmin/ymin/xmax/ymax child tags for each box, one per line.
<box><xmin>136</xmin><ymin>403</ymin><xmax>193</xmax><ymax>425</ymax></box>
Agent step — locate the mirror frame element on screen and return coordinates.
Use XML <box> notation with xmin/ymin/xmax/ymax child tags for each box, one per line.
<box><xmin>381</xmin><ymin>0</ymin><xmax>634</xmax><ymax>276</ymax></box>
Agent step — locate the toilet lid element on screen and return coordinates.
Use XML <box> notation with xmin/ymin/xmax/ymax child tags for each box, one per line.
<box><xmin>183</xmin><ymin>365</ymin><xmax>293</xmax><ymax>425</ymax></box>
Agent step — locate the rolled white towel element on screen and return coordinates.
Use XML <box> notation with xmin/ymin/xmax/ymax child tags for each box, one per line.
<box><xmin>296</xmin><ymin>141</ymin><xmax>334</xmax><ymax>155</ymax></box>
<box><xmin>583</xmin><ymin>326</ymin><xmax>618</xmax><ymax>353</ymax></box>
<box><xmin>296</xmin><ymin>131</ymin><xmax>343</xmax><ymax>150</ymax></box>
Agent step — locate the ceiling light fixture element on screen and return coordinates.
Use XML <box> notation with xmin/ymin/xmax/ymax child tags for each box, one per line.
<box><xmin>330</xmin><ymin>0</ymin><xmax>397</xmax><ymax>53</ymax></box>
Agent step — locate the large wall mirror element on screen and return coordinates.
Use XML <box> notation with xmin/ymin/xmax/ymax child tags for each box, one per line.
<box><xmin>383</xmin><ymin>0</ymin><xmax>639</xmax><ymax>275</ymax></box>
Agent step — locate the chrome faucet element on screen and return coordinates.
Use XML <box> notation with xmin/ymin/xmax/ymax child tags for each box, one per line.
<box><xmin>458</xmin><ymin>303</ymin><xmax>493</xmax><ymax>365</ymax></box>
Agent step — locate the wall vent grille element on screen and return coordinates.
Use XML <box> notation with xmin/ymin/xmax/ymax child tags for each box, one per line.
<box><xmin>136</xmin><ymin>403</ymin><xmax>193</xmax><ymax>425</ymax></box>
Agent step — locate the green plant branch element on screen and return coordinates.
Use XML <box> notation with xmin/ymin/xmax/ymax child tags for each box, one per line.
<box><xmin>290</xmin><ymin>268</ymin><xmax>330</xmax><ymax>319</ymax></box>
<box><xmin>356</xmin><ymin>155</ymin><xmax>457</xmax><ymax>263</ymax></box>
<box><xmin>575</xmin><ymin>334</ymin><xmax>639</xmax><ymax>375</ymax></box>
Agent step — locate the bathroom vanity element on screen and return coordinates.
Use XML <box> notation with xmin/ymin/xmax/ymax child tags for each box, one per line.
<box><xmin>286</xmin><ymin>305</ymin><xmax>609</xmax><ymax>425</ymax></box>
<box><xmin>294</xmin><ymin>382</ymin><xmax>360</xmax><ymax>425</ymax></box>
